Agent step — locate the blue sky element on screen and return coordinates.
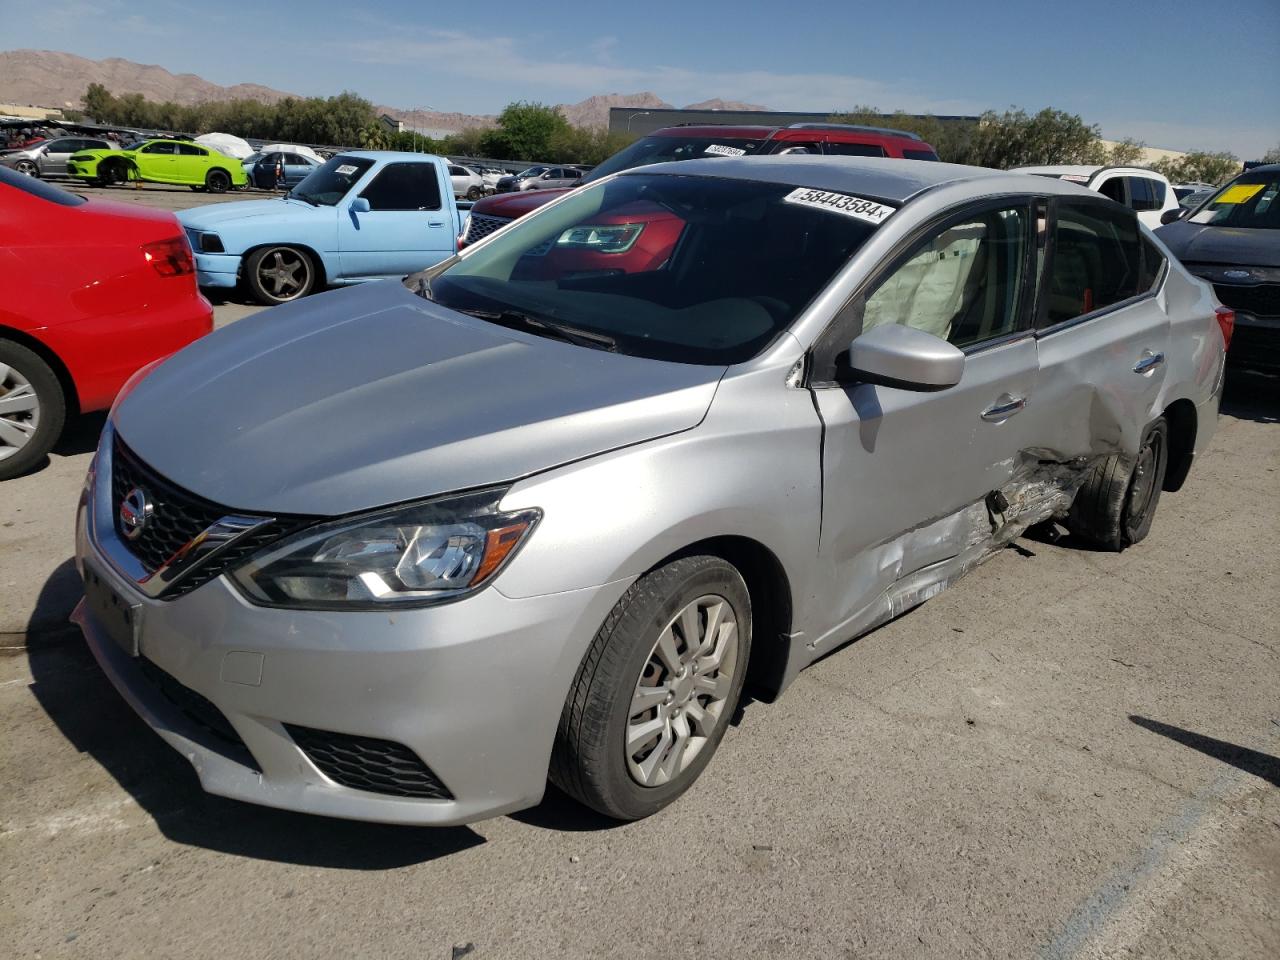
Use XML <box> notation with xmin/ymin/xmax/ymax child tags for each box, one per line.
<box><xmin>6</xmin><ymin>0</ymin><xmax>1279</xmax><ymax>157</ymax></box>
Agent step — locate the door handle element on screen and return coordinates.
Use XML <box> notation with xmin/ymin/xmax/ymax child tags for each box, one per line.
<box><xmin>428</xmin><ymin>220</ymin><xmax>445</xmax><ymax>227</ymax></box>
<box><xmin>981</xmin><ymin>394</ymin><xmax>1026</xmax><ymax>421</ymax></box>
<box><xmin>1133</xmin><ymin>351</ymin><xmax>1165</xmax><ymax>374</ymax></box>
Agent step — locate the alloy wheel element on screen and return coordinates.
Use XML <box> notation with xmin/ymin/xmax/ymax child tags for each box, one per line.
<box><xmin>15</xmin><ymin>160</ymin><xmax>37</xmax><ymax>177</ymax></box>
<box><xmin>257</xmin><ymin>248</ymin><xmax>312</xmax><ymax>300</ymax></box>
<box><xmin>626</xmin><ymin>593</ymin><xmax>740</xmax><ymax>787</ymax></box>
<box><xmin>0</xmin><ymin>361</ymin><xmax>39</xmax><ymax>463</ymax></box>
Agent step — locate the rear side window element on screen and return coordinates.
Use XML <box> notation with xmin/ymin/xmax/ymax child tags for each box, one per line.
<box><xmin>1139</xmin><ymin>235</ymin><xmax>1166</xmax><ymax>292</ymax></box>
<box><xmin>903</xmin><ymin>148</ymin><xmax>940</xmax><ymax>161</ymax></box>
<box><xmin>177</xmin><ymin>143</ymin><xmax>207</xmax><ymax>156</ymax></box>
<box><xmin>360</xmin><ymin>162</ymin><xmax>442</xmax><ymax>211</ymax></box>
<box><xmin>0</xmin><ymin>166</ymin><xmax>86</xmax><ymax>205</ymax></box>
<box><xmin>824</xmin><ymin>142</ymin><xmax>888</xmax><ymax>157</ymax></box>
<box><xmin>1043</xmin><ymin>201</ymin><xmax>1142</xmax><ymax>325</ymax></box>
<box><xmin>1127</xmin><ymin>176</ymin><xmax>1160</xmax><ymax>211</ymax></box>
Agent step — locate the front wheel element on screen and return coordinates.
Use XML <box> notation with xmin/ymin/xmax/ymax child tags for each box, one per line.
<box><xmin>245</xmin><ymin>245</ymin><xmax>317</xmax><ymax>305</ymax></box>
<box><xmin>14</xmin><ymin>159</ymin><xmax>38</xmax><ymax>177</ymax></box>
<box><xmin>466</xmin><ymin>185</ymin><xmax>483</xmax><ymax>200</ymax></box>
<box><xmin>551</xmin><ymin>555</ymin><xmax>752</xmax><ymax>820</ymax></box>
<box><xmin>205</xmin><ymin>169</ymin><xmax>231</xmax><ymax>193</ymax></box>
<box><xmin>0</xmin><ymin>339</ymin><xmax>66</xmax><ymax>481</ymax></box>
<box><xmin>1068</xmin><ymin>417</ymin><xmax>1169</xmax><ymax>551</ymax></box>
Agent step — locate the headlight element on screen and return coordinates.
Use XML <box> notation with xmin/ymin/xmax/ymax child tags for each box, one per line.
<box><xmin>556</xmin><ymin>223</ymin><xmax>644</xmax><ymax>253</ymax></box>
<box><xmin>459</xmin><ymin>214</ymin><xmax>471</xmax><ymax>241</ymax></box>
<box><xmin>198</xmin><ymin>232</ymin><xmax>224</xmax><ymax>253</ymax></box>
<box><xmin>231</xmin><ymin>489</ymin><xmax>539</xmax><ymax>609</ymax></box>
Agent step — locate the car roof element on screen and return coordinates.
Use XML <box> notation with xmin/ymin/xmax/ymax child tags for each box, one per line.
<box><xmin>649</xmin><ymin>123</ymin><xmax>926</xmax><ymax>145</ymax></box>
<box><xmin>331</xmin><ymin>150</ymin><xmax>442</xmax><ymax>161</ymax></box>
<box><xmin>1012</xmin><ymin>164</ymin><xmax>1103</xmax><ymax>176</ymax></box>
<box><xmin>623</xmin><ymin>155</ymin><xmax>1099</xmax><ymax>204</ymax></box>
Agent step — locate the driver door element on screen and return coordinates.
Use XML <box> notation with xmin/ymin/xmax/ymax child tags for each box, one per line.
<box><xmin>136</xmin><ymin>141</ymin><xmax>178</xmax><ymax>180</ymax></box>
<box><xmin>337</xmin><ymin>162</ymin><xmax>455</xmax><ymax>279</ymax></box>
<box><xmin>808</xmin><ymin>200</ymin><xmax>1040</xmax><ymax>650</ymax></box>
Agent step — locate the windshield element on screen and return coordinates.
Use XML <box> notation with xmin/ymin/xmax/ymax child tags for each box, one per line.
<box><xmin>426</xmin><ymin>173</ymin><xmax>885</xmax><ymax>364</ymax></box>
<box><xmin>119</xmin><ymin>140</ymin><xmax>146</xmax><ymax>151</ymax></box>
<box><xmin>585</xmin><ymin>135</ymin><xmax>768</xmax><ymax>183</ymax></box>
<box><xmin>1187</xmin><ymin>172</ymin><xmax>1280</xmax><ymax>229</ymax></box>
<box><xmin>288</xmin><ymin>155</ymin><xmax>374</xmax><ymax>206</ymax></box>
<box><xmin>516</xmin><ymin>166</ymin><xmax>548</xmax><ymax>178</ymax></box>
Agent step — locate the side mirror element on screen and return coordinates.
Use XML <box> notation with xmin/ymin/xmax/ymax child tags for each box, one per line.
<box><xmin>847</xmin><ymin>323</ymin><xmax>965</xmax><ymax>392</ymax></box>
<box><xmin>350</xmin><ymin>196</ymin><xmax>371</xmax><ymax>213</ymax></box>
<box><xmin>1160</xmin><ymin>208</ymin><xmax>1184</xmax><ymax>225</ymax></box>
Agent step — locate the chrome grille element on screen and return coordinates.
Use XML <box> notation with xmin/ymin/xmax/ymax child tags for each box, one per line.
<box><xmin>110</xmin><ymin>436</ymin><xmax>311</xmax><ymax>599</ymax></box>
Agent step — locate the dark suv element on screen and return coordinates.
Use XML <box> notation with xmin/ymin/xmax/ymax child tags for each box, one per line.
<box><xmin>1156</xmin><ymin>164</ymin><xmax>1280</xmax><ymax>372</ymax></box>
<box><xmin>460</xmin><ymin>123</ymin><xmax>939</xmax><ymax>246</ymax></box>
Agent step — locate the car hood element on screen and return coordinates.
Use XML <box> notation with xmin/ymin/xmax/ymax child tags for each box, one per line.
<box><xmin>178</xmin><ymin>197</ymin><xmax>322</xmax><ymax>230</ymax></box>
<box><xmin>1155</xmin><ymin>221</ymin><xmax>1280</xmax><ymax>268</ymax></box>
<box><xmin>113</xmin><ymin>281</ymin><xmax>725</xmax><ymax>516</ymax></box>
<box><xmin>471</xmin><ymin>188</ymin><xmax>571</xmax><ymax>218</ymax></box>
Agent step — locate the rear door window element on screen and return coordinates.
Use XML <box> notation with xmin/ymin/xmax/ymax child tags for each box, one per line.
<box><xmin>360</xmin><ymin>162</ymin><xmax>442</xmax><ymax>211</ymax></box>
<box><xmin>1127</xmin><ymin>176</ymin><xmax>1160</xmax><ymax>211</ymax></box>
<box><xmin>141</xmin><ymin>142</ymin><xmax>177</xmax><ymax>155</ymax></box>
<box><xmin>177</xmin><ymin>143</ymin><xmax>207</xmax><ymax>156</ymax></box>
<box><xmin>1042</xmin><ymin>201</ymin><xmax>1142</xmax><ymax>325</ymax></box>
<box><xmin>824</xmin><ymin>141</ymin><xmax>888</xmax><ymax>157</ymax></box>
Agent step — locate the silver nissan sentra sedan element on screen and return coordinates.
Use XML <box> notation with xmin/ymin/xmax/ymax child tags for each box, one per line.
<box><xmin>73</xmin><ymin>156</ymin><xmax>1228</xmax><ymax>824</ymax></box>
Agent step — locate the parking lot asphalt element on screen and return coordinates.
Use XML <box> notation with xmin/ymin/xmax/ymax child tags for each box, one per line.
<box><xmin>2</xmin><ymin>183</ymin><xmax>1278</xmax><ymax>960</ymax></box>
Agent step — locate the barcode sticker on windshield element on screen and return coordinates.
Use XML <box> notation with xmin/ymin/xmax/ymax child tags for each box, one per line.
<box><xmin>335</xmin><ymin>164</ymin><xmax>358</xmax><ymax>175</ymax></box>
<box><xmin>704</xmin><ymin>144</ymin><xmax>747</xmax><ymax>157</ymax></box>
<box><xmin>784</xmin><ymin>188</ymin><xmax>895</xmax><ymax>225</ymax></box>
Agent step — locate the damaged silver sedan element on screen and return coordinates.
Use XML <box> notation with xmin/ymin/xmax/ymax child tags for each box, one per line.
<box><xmin>75</xmin><ymin>156</ymin><xmax>1227</xmax><ymax>825</ymax></box>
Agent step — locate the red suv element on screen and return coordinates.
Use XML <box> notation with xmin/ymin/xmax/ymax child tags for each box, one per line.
<box><xmin>459</xmin><ymin>122</ymin><xmax>938</xmax><ymax>246</ymax></box>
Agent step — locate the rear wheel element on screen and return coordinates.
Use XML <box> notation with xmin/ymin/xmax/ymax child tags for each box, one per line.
<box><xmin>0</xmin><ymin>340</ymin><xmax>66</xmax><ymax>481</ymax></box>
<box><xmin>14</xmin><ymin>159</ymin><xmax>38</xmax><ymax>177</ymax></box>
<box><xmin>245</xmin><ymin>246</ymin><xmax>317</xmax><ymax>305</ymax></box>
<box><xmin>551</xmin><ymin>555</ymin><xmax>751</xmax><ymax>820</ymax></box>
<box><xmin>1068</xmin><ymin>417</ymin><xmax>1169</xmax><ymax>551</ymax></box>
<box><xmin>466</xmin><ymin>185</ymin><xmax>483</xmax><ymax>200</ymax></box>
<box><xmin>205</xmin><ymin>169</ymin><xmax>231</xmax><ymax>193</ymax></box>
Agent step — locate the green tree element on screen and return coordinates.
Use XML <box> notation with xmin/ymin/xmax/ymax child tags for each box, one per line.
<box><xmin>484</xmin><ymin>101</ymin><xmax>571</xmax><ymax>160</ymax></box>
<box><xmin>828</xmin><ymin>106</ymin><xmax>978</xmax><ymax>164</ymax></box>
<box><xmin>1260</xmin><ymin>144</ymin><xmax>1280</xmax><ymax>164</ymax></box>
<box><xmin>1105</xmin><ymin>138</ymin><xmax>1147</xmax><ymax>166</ymax></box>
<box><xmin>1151</xmin><ymin>151</ymin><xmax>1241</xmax><ymax>185</ymax></box>
<box><xmin>82</xmin><ymin>82</ymin><xmax>115</xmax><ymax>120</ymax></box>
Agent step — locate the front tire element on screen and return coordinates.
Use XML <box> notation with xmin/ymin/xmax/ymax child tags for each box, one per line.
<box><xmin>1068</xmin><ymin>417</ymin><xmax>1169</xmax><ymax>551</ymax></box>
<box><xmin>205</xmin><ymin>169</ymin><xmax>231</xmax><ymax>193</ymax></box>
<box><xmin>245</xmin><ymin>245</ymin><xmax>317</xmax><ymax>305</ymax></box>
<box><xmin>14</xmin><ymin>159</ymin><xmax>38</xmax><ymax>177</ymax></box>
<box><xmin>551</xmin><ymin>555</ymin><xmax>752</xmax><ymax>821</ymax></box>
<box><xmin>0</xmin><ymin>340</ymin><xmax>66</xmax><ymax>481</ymax></box>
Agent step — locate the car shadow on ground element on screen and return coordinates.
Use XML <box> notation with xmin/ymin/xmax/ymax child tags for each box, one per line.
<box><xmin>1221</xmin><ymin>369</ymin><xmax>1279</xmax><ymax>424</ymax></box>
<box><xmin>1129</xmin><ymin>715</ymin><xmax>1280</xmax><ymax>788</ymax></box>
<box><xmin>25</xmin><ymin>561</ymin><xmax>486</xmax><ymax>868</ymax></box>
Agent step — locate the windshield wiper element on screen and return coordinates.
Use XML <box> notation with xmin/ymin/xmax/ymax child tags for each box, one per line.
<box><xmin>459</xmin><ymin>308</ymin><xmax>617</xmax><ymax>352</ymax></box>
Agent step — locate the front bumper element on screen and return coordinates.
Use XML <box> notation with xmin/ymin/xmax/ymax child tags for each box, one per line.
<box><xmin>193</xmin><ymin>251</ymin><xmax>241</xmax><ymax>289</ymax></box>
<box><xmin>73</xmin><ymin>433</ymin><xmax>630</xmax><ymax>825</ymax></box>
<box><xmin>1227</xmin><ymin>312</ymin><xmax>1280</xmax><ymax>372</ymax></box>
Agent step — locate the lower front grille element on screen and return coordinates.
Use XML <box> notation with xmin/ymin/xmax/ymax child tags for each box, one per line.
<box><xmin>138</xmin><ymin>658</ymin><xmax>259</xmax><ymax>770</ymax></box>
<box><xmin>1229</xmin><ymin>324</ymin><xmax>1280</xmax><ymax>370</ymax></box>
<box><xmin>284</xmin><ymin>724</ymin><xmax>453</xmax><ymax>800</ymax></box>
<box><xmin>463</xmin><ymin>213</ymin><xmax>512</xmax><ymax>244</ymax></box>
<box><xmin>1213</xmin><ymin>282</ymin><xmax>1280</xmax><ymax>320</ymax></box>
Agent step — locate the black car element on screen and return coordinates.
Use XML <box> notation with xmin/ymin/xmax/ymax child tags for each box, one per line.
<box><xmin>1157</xmin><ymin>164</ymin><xmax>1280</xmax><ymax>372</ymax></box>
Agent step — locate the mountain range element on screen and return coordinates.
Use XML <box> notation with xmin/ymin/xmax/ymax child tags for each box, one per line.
<box><xmin>0</xmin><ymin>49</ymin><xmax>771</xmax><ymax>131</ymax></box>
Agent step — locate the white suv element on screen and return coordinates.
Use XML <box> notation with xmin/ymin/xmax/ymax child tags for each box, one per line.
<box><xmin>1013</xmin><ymin>165</ymin><xmax>1179</xmax><ymax>229</ymax></box>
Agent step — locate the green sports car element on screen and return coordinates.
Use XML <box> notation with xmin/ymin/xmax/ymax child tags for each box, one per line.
<box><xmin>66</xmin><ymin>139</ymin><xmax>248</xmax><ymax>192</ymax></box>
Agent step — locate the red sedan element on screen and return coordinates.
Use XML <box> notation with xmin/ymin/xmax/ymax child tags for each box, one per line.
<box><xmin>0</xmin><ymin>167</ymin><xmax>213</xmax><ymax>480</ymax></box>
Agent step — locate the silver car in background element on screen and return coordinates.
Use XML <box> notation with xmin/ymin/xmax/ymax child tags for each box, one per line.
<box><xmin>1</xmin><ymin>135</ymin><xmax>112</xmax><ymax>178</ymax></box>
<box><xmin>74</xmin><ymin>157</ymin><xmax>1226</xmax><ymax>825</ymax></box>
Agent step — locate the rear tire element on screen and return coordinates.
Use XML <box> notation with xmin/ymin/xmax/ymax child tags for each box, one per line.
<box><xmin>466</xmin><ymin>185</ymin><xmax>482</xmax><ymax>200</ymax></box>
<box><xmin>551</xmin><ymin>555</ymin><xmax>752</xmax><ymax>821</ymax></box>
<box><xmin>245</xmin><ymin>245</ymin><xmax>317</xmax><ymax>305</ymax></box>
<box><xmin>205</xmin><ymin>169</ymin><xmax>231</xmax><ymax>193</ymax></box>
<box><xmin>1067</xmin><ymin>417</ymin><xmax>1169</xmax><ymax>551</ymax></box>
<box><xmin>0</xmin><ymin>339</ymin><xmax>66</xmax><ymax>481</ymax></box>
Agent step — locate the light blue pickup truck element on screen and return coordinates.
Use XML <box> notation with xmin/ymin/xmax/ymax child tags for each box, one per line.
<box><xmin>178</xmin><ymin>151</ymin><xmax>463</xmax><ymax>304</ymax></box>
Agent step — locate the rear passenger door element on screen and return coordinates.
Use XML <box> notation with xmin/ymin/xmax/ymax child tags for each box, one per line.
<box><xmin>337</xmin><ymin>161</ymin><xmax>454</xmax><ymax>278</ymax></box>
<box><xmin>1032</xmin><ymin>198</ymin><xmax>1170</xmax><ymax>462</ymax></box>
<box><xmin>39</xmin><ymin>138</ymin><xmax>79</xmax><ymax>175</ymax></box>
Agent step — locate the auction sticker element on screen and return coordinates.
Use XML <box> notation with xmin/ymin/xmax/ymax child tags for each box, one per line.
<box><xmin>1214</xmin><ymin>183</ymin><xmax>1263</xmax><ymax>204</ymax></box>
<box><xmin>704</xmin><ymin>144</ymin><xmax>747</xmax><ymax>157</ymax></box>
<box><xmin>335</xmin><ymin>164</ymin><xmax>359</xmax><ymax>176</ymax></box>
<box><xmin>784</xmin><ymin>187</ymin><xmax>896</xmax><ymax>225</ymax></box>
